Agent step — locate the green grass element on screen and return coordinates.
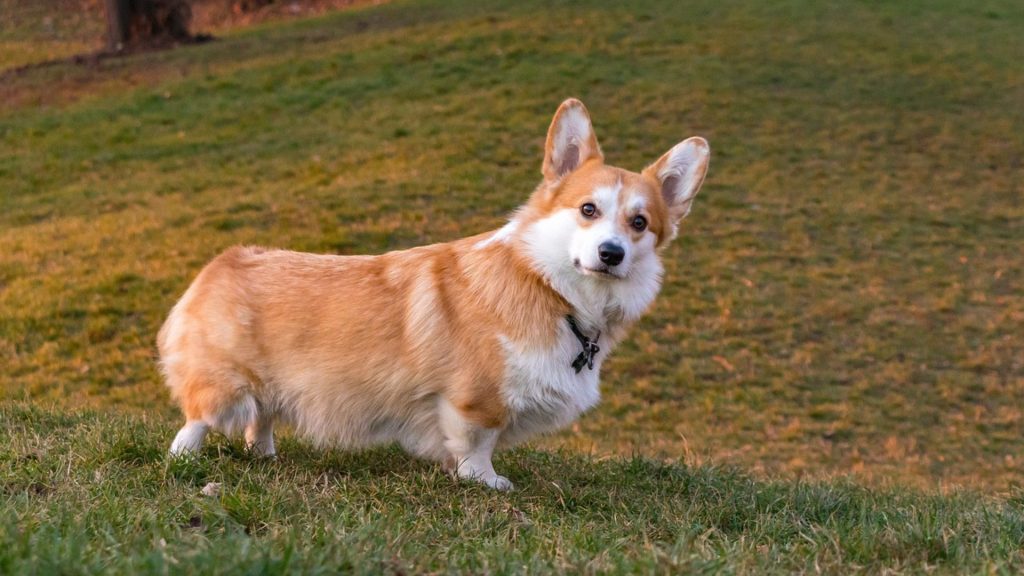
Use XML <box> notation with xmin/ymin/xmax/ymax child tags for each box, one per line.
<box><xmin>0</xmin><ymin>0</ymin><xmax>105</xmax><ymax>70</ymax></box>
<box><xmin>1</xmin><ymin>0</ymin><xmax>1023</xmax><ymax>571</ymax></box>
<box><xmin>4</xmin><ymin>402</ymin><xmax>1024</xmax><ymax>574</ymax></box>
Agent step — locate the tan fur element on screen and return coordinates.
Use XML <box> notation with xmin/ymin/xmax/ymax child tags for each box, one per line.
<box><xmin>159</xmin><ymin>239</ymin><xmax>564</xmax><ymax>434</ymax></box>
<box><xmin>524</xmin><ymin>161</ymin><xmax>672</xmax><ymax>245</ymax></box>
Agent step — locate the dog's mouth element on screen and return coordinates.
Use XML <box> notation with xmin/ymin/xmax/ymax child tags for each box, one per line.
<box><xmin>573</xmin><ymin>259</ymin><xmax>623</xmax><ymax>279</ymax></box>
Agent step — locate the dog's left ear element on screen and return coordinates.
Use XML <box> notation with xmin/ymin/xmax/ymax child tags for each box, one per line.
<box><xmin>643</xmin><ymin>137</ymin><xmax>710</xmax><ymax>238</ymax></box>
<box><xmin>542</xmin><ymin>99</ymin><xmax>603</xmax><ymax>182</ymax></box>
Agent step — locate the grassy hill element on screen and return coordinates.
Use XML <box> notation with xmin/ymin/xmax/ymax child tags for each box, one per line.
<box><xmin>3</xmin><ymin>402</ymin><xmax>1024</xmax><ymax>573</ymax></box>
<box><xmin>1</xmin><ymin>0</ymin><xmax>1023</xmax><ymax>571</ymax></box>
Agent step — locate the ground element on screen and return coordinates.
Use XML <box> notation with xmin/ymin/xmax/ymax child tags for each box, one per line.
<box><xmin>3</xmin><ymin>403</ymin><xmax>1024</xmax><ymax>573</ymax></box>
<box><xmin>1</xmin><ymin>0</ymin><xmax>1023</xmax><ymax>572</ymax></box>
<box><xmin>0</xmin><ymin>0</ymin><xmax>378</xmax><ymax>70</ymax></box>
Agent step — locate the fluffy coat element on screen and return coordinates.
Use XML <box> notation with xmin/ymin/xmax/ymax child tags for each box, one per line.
<box><xmin>158</xmin><ymin>99</ymin><xmax>710</xmax><ymax>489</ymax></box>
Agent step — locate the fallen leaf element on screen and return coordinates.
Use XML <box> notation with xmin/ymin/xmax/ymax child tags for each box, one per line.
<box><xmin>712</xmin><ymin>355</ymin><xmax>735</xmax><ymax>372</ymax></box>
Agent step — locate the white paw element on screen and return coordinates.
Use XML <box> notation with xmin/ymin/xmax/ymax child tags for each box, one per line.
<box><xmin>170</xmin><ymin>421</ymin><xmax>208</xmax><ymax>455</ymax></box>
<box><xmin>169</xmin><ymin>439</ymin><xmax>200</xmax><ymax>456</ymax></box>
<box><xmin>483</xmin><ymin>474</ymin><xmax>514</xmax><ymax>491</ymax></box>
<box><xmin>247</xmin><ymin>444</ymin><xmax>277</xmax><ymax>459</ymax></box>
<box><xmin>455</xmin><ymin>467</ymin><xmax>514</xmax><ymax>491</ymax></box>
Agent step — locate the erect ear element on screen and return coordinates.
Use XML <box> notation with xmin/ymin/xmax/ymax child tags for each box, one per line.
<box><xmin>541</xmin><ymin>98</ymin><xmax>603</xmax><ymax>182</ymax></box>
<box><xmin>643</xmin><ymin>137</ymin><xmax>710</xmax><ymax>237</ymax></box>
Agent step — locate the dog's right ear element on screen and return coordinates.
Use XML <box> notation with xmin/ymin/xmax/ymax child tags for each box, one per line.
<box><xmin>541</xmin><ymin>99</ymin><xmax>603</xmax><ymax>182</ymax></box>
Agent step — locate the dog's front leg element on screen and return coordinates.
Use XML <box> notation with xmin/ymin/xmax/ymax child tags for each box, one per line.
<box><xmin>439</xmin><ymin>400</ymin><xmax>512</xmax><ymax>491</ymax></box>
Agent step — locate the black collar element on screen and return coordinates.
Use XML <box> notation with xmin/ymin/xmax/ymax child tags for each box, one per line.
<box><xmin>565</xmin><ymin>315</ymin><xmax>600</xmax><ymax>374</ymax></box>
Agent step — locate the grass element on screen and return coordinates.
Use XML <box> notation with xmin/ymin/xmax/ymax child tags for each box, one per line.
<box><xmin>4</xmin><ymin>402</ymin><xmax>1024</xmax><ymax>574</ymax></box>
<box><xmin>0</xmin><ymin>0</ymin><xmax>105</xmax><ymax>70</ymax></box>
<box><xmin>0</xmin><ymin>0</ymin><xmax>1023</xmax><ymax>571</ymax></box>
<box><xmin>0</xmin><ymin>0</ymin><xmax>377</xmax><ymax>71</ymax></box>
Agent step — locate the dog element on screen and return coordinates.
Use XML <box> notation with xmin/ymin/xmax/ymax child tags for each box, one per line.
<box><xmin>158</xmin><ymin>99</ymin><xmax>710</xmax><ymax>490</ymax></box>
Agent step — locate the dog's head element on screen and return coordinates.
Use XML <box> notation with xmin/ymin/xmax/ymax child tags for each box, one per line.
<box><xmin>521</xmin><ymin>99</ymin><xmax>710</xmax><ymax>284</ymax></box>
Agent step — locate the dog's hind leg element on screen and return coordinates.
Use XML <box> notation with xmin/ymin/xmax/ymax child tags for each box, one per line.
<box><xmin>167</xmin><ymin>371</ymin><xmax>215</xmax><ymax>456</ymax></box>
<box><xmin>167</xmin><ymin>369</ymin><xmax>255</xmax><ymax>456</ymax></box>
<box><xmin>170</xmin><ymin>421</ymin><xmax>209</xmax><ymax>455</ymax></box>
<box><xmin>245</xmin><ymin>414</ymin><xmax>276</xmax><ymax>458</ymax></box>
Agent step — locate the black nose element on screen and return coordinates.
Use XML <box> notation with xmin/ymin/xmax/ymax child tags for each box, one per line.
<box><xmin>598</xmin><ymin>242</ymin><xmax>625</xmax><ymax>266</ymax></box>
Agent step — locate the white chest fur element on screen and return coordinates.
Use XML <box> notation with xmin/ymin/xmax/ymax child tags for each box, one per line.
<box><xmin>490</xmin><ymin>208</ymin><xmax>665</xmax><ymax>447</ymax></box>
<box><xmin>497</xmin><ymin>321</ymin><xmax>609</xmax><ymax>446</ymax></box>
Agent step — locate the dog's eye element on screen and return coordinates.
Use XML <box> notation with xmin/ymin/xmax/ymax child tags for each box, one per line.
<box><xmin>580</xmin><ymin>203</ymin><xmax>597</xmax><ymax>218</ymax></box>
<box><xmin>631</xmin><ymin>215</ymin><xmax>648</xmax><ymax>232</ymax></box>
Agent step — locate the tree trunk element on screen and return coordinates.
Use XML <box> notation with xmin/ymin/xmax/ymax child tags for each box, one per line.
<box><xmin>104</xmin><ymin>0</ymin><xmax>130</xmax><ymax>51</ymax></box>
<box><xmin>103</xmin><ymin>0</ymin><xmax>195</xmax><ymax>51</ymax></box>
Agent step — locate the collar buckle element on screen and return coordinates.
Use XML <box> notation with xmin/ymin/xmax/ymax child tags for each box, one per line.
<box><xmin>566</xmin><ymin>315</ymin><xmax>601</xmax><ymax>374</ymax></box>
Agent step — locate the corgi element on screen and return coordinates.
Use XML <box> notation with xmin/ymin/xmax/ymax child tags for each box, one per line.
<box><xmin>158</xmin><ymin>99</ymin><xmax>710</xmax><ymax>490</ymax></box>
